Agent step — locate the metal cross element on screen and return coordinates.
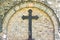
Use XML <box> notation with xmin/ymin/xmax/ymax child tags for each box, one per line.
<box><xmin>22</xmin><ymin>9</ymin><xmax>39</xmax><ymax>40</ymax></box>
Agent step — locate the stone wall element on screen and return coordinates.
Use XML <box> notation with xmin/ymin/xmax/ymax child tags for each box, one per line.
<box><xmin>0</xmin><ymin>0</ymin><xmax>60</xmax><ymax>40</ymax></box>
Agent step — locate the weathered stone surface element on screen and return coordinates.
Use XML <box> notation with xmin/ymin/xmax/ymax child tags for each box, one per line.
<box><xmin>0</xmin><ymin>0</ymin><xmax>60</xmax><ymax>40</ymax></box>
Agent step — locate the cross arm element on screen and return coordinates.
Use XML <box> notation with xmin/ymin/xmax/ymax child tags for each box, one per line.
<box><xmin>32</xmin><ymin>15</ymin><xmax>39</xmax><ymax>20</ymax></box>
<box><xmin>22</xmin><ymin>15</ymin><xmax>28</xmax><ymax>20</ymax></box>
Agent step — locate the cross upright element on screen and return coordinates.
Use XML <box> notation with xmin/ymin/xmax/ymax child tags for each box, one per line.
<box><xmin>22</xmin><ymin>9</ymin><xmax>39</xmax><ymax>40</ymax></box>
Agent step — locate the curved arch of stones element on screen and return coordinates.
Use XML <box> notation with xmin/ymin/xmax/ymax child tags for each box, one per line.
<box><xmin>2</xmin><ymin>1</ymin><xmax>59</xmax><ymax>39</ymax></box>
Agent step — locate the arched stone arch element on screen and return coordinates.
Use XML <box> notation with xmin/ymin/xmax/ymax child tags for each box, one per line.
<box><xmin>1</xmin><ymin>1</ymin><xmax>59</xmax><ymax>40</ymax></box>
